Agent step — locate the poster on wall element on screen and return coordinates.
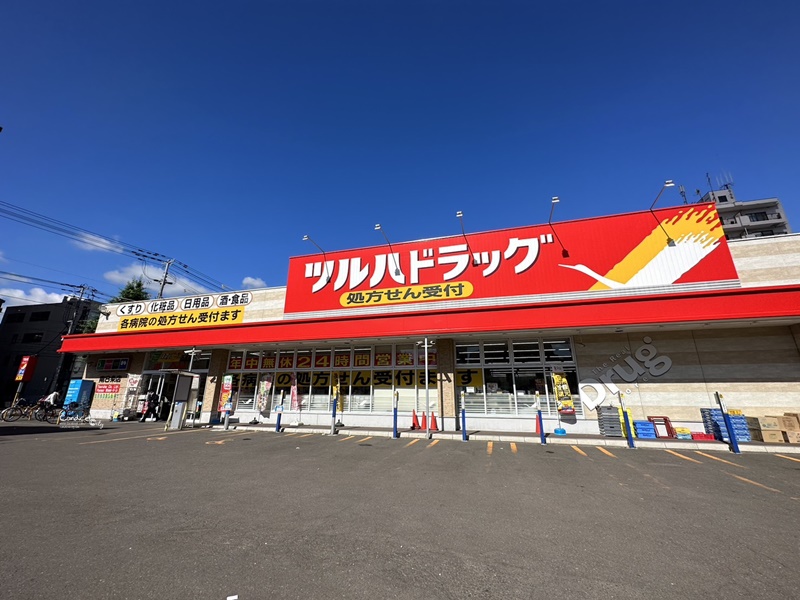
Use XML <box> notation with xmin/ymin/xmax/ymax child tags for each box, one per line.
<box><xmin>218</xmin><ymin>375</ymin><xmax>233</xmax><ymax>413</ymax></box>
<box><xmin>552</xmin><ymin>372</ymin><xmax>575</xmax><ymax>414</ymax></box>
<box><xmin>125</xmin><ymin>374</ymin><xmax>142</xmax><ymax>410</ymax></box>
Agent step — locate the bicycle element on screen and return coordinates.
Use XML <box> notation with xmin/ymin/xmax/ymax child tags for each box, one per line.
<box><xmin>1</xmin><ymin>397</ymin><xmax>38</xmax><ymax>422</ymax></box>
<box><xmin>33</xmin><ymin>400</ymin><xmax>61</xmax><ymax>425</ymax></box>
<box><xmin>58</xmin><ymin>402</ymin><xmax>103</xmax><ymax>428</ymax></box>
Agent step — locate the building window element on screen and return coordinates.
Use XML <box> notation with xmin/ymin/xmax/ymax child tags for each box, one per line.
<box><xmin>455</xmin><ymin>344</ymin><xmax>481</xmax><ymax>364</ymax></box>
<box><xmin>483</xmin><ymin>341</ymin><xmax>510</xmax><ymax>364</ymax></box>
<box><xmin>542</xmin><ymin>339</ymin><xmax>574</xmax><ymax>362</ymax></box>
<box><xmin>512</xmin><ymin>340</ymin><xmax>541</xmax><ymax>363</ymax></box>
<box><xmin>748</xmin><ymin>212</ymin><xmax>769</xmax><ymax>222</ymax></box>
<box><xmin>21</xmin><ymin>332</ymin><xmax>44</xmax><ymax>343</ymax></box>
<box><xmin>29</xmin><ymin>311</ymin><xmax>51</xmax><ymax>322</ymax></box>
<box><xmin>11</xmin><ymin>334</ymin><xmax>19</xmax><ymax>344</ymax></box>
<box><xmin>717</xmin><ymin>194</ymin><xmax>728</xmax><ymax>202</ymax></box>
<box><xmin>5</xmin><ymin>312</ymin><xmax>24</xmax><ymax>323</ymax></box>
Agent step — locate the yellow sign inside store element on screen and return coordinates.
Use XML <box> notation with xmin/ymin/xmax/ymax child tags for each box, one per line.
<box><xmin>340</xmin><ymin>281</ymin><xmax>474</xmax><ymax>307</ymax></box>
<box><xmin>117</xmin><ymin>307</ymin><xmax>245</xmax><ymax>332</ymax></box>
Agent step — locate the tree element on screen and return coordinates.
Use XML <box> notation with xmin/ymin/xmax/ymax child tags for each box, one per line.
<box><xmin>77</xmin><ymin>278</ymin><xmax>151</xmax><ymax>333</ymax></box>
<box><xmin>111</xmin><ymin>278</ymin><xmax>151</xmax><ymax>303</ymax></box>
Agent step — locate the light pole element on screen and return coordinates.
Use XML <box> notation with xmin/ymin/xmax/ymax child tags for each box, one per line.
<box><xmin>649</xmin><ymin>180</ymin><xmax>677</xmax><ymax>246</ymax></box>
<box><xmin>417</xmin><ymin>337</ymin><xmax>434</xmax><ymax>439</ymax></box>
<box><xmin>548</xmin><ymin>197</ymin><xmax>569</xmax><ymax>258</ymax></box>
<box><xmin>456</xmin><ymin>211</ymin><xmax>476</xmax><ymax>264</ymax></box>
<box><xmin>374</xmin><ymin>224</ymin><xmax>401</xmax><ymax>276</ymax></box>
<box><xmin>182</xmin><ymin>347</ymin><xmax>202</xmax><ymax>428</ymax></box>
<box><xmin>302</xmin><ymin>235</ymin><xmax>332</xmax><ymax>283</ymax></box>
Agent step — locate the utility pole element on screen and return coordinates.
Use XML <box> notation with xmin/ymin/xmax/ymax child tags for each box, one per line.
<box><xmin>50</xmin><ymin>285</ymin><xmax>87</xmax><ymax>395</ymax></box>
<box><xmin>155</xmin><ymin>259</ymin><xmax>174</xmax><ymax>299</ymax></box>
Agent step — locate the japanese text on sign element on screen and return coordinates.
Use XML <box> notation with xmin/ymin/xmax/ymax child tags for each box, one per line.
<box><xmin>306</xmin><ymin>238</ymin><xmax>549</xmax><ymax>294</ymax></box>
<box><xmin>117</xmin><ymin>308</ymin><xmax>244</xmax><ymax>332</ymax></box>
<box><xmin>341</xmin><ymin>281</ymin><xmax>473</xmax><ymax>307</ymax></box>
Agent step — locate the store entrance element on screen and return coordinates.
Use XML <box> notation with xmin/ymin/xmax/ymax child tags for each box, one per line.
<box><xmin>140</xmin><ymin>371</ymin><xmax>207</xmax><ymax>422</ymax></box>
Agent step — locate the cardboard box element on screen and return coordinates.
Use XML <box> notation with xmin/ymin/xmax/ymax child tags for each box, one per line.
<box><xmin>783</xmin><ymin>431</ymin><xmax>800</xmax><ymax>444</ymax></box>
<box><xmin>783</xmin><ymin>413</ymin><xmax>800</xmax><ymax>429</ymax></box>
<box><xmin>760</xmin><ymin>430</ymin><xmax>785</xmax><ymax>444</ymax></box>
<box><xmin>746</xmin><ymin>416</ymin><xmax>781</xmax><ymax>431</ymax></box>
<box><xmin>767</xmin><ymin>416</ymin><xmax>800</xmax><ymax>432</ymax></box>
<box><xmin>749</xmin><ymin>428</ymin><xmax>764</xmax><ymax>442</ymax></box>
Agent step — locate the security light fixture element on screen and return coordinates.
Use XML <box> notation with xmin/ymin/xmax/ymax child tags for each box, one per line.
<box><xmin>649</xmin><ymin>180</ymin><xmax>677</xmax><ymax>247</ymax></box>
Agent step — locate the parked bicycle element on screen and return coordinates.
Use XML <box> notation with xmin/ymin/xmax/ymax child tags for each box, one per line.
<box><xmin>1</xmin><ymin>397</ymin><xmax>38</xmax><ymax>422</ymax></box>
<box><xmin>58</xmin><ymin>402</ymin><xmax>103</xmax><ymax>428</ymax></box>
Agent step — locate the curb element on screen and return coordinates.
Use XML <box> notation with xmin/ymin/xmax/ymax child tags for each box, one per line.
<box><xmin>209</xmin><ymin>425</ymin><xmax>800</xmax><ymax>454</ymax></box>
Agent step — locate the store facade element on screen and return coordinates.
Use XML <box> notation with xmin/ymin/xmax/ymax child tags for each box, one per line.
<box><xmin>61</xmin><ymin>204</ymin><xmax>800</xmax><ymax>433</ymax></box>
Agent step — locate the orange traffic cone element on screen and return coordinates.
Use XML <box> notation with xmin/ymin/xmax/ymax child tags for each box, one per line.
<box><xmin>411</xmin><ymin>410</ymin><xmax>420</xmax><ymax>430</ymax></box>
<box><xmin>430</xmin><ymin>413</ymin><xmax>439</xmax><ymax>432</ymax></box>
<box><xmin>420</xmin><ymin>412</ymin><xmax>427</xmax><ymax>430</ymax></box>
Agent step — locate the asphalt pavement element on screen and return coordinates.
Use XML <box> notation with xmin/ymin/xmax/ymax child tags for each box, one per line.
<box><xmin>1</xmin><ymin>420</ymin><xmax>799</xmax><ymax>600</ymax></box>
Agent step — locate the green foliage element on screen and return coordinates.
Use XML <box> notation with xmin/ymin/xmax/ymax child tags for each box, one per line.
<box><xmin>111</xmin><ymin>278</ymin><xmax>151</xmax><ymax>303</ymax></box>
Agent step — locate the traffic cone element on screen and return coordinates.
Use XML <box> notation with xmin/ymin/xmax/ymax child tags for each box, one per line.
<box><xmin>420</xmin><ymin>412</ymin><xmax>427</xmax><ymax>430</ymax></box>
<box><xmin>411</xmin><ymin>410</ymin><xmax>420</xmax><ymax>430</ymax></box>
<box><xmin>430</xmin><ymin>413</ymin><xmax>439</xmax><ymax>432</ymax></box>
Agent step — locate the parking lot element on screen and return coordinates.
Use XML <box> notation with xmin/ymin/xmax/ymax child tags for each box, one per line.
<box><xmin>1</xmin><ymin>421</ymin><xmax>799</xmax><ymax>600</ymax></box>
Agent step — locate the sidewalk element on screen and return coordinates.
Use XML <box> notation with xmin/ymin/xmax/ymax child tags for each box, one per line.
<box><xmin>208</xmin><ymin>421</ymin><xmax>800</xmax><ymax>455</ymax></box>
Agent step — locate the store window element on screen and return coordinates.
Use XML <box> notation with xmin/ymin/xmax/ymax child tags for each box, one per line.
<box><xmin>484</xmin><ymin>368</ymin><xmax>515</xmax><ymax>415</ymax></box>
<box><xmin>542</xmin><ymin>339</ymin><xmax>573</xmax><ymax>363</ymax></box>
<box><xmin>512</xmin><ymin>340</ymin><xmax>541</xmax><ymax>363</ymax></box>
<box><xmin>454</xmin><ymin>337</ymin><xmax>581</xmax><ymax>418</ymax></box>
<box><xmin>237</xmin><ymin>372</ymin><xmax>257</xmax><ymax>411</ymax></box>
<box><xmin>455</xmin><ymin>343</ymin><xmax>481</xmax><ymax>364</ymax></box>
<box><xmin>308</xmin><ymin>370</ymin><xmax>332</xmax><ymax>410</ymax></box>
<box><xmin>483</xmin><ymin>341</ymin><xmax>509</xmax><ymax>364</ymax></box>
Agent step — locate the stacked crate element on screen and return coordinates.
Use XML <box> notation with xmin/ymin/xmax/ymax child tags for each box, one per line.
<box><xmin>701</xmin><ymin>408</ymin><xmax>751</xmax><ymax>443</ymax></box>
<box><xmin>633</xmin><ymin>420</ymin><xmax>657</xmax><ymax>439</ymax></box>
<box><xmin>674</xmin><ymin>427</ymin><xmax>693</xmax><ymax>440</ymax></box>
<box><xmin>597</xmin><ymin>405</ymin><xmax>624</xmax><ymax>437</ymax></box>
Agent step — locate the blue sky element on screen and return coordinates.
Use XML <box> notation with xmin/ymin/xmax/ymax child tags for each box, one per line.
<box><xmin>1</xmin><ymin>0</ymin><xmax>798</xmax><ymax>309</ymax></box>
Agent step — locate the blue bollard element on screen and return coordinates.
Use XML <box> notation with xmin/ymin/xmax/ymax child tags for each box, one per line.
<box><xmin>275</xmin><ymin>412</ymin><xmax>282</xmax><ymax>433</ymax></box>
<box><xmin>392</xmin><ymin>406</ymin><xmax>398</xmax><ymax>439</ymax></box>
<box><xmin>722</xmin><ymin>411</ymin><xmax>741</xmax><ymax>454</ymax></box>
<box><xmin>622</xmin><ymin>409</ymin><xmax>636</xmax><ymax>449</ymax></box>
<box><xmin>461</xmin><ymin>408</ymin><xmax>468</xmax><ymax>441</ymax></box>
<box><xmin>537</xmin><ymin>410</ymin><xmax>547</xmax><ymax>445</ymax></box>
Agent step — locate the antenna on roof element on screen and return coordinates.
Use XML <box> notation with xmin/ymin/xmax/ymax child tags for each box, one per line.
<box><xmin>706</xmin><ymin>172</ymin><xmax>716</xmax><ymax>202</ymax></box>
<box><xmin>679</xmin><ymin>185</ymin><xmax>688</xmax><ymax>205</ymax></box>
<box><xmin>721</xmin><ymin>170</ymin><xmax>735</xmax><ymax>190</ymax></box>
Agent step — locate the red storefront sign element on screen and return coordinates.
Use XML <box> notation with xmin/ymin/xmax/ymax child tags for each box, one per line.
<box><xmin>15</xmin><ymin>355</ymin><xmax>38</xmax><ymax>382</ymax></box>
<box><xmin>285</xmin><ymin>204</ymin><xmax>738</xmax><ymax>314</ymax></box>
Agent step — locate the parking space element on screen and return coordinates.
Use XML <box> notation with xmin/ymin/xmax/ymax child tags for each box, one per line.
<box><xmin>2</xmin><ymin>421</ymin><xmax>798</xmax><ymax>599</ymax></box>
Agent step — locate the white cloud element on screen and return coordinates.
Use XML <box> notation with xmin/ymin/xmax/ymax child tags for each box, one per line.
<box><xmin>0</xmin><ymin>250</ymin><xmax>6</xmax><ymax>263</ymax></box>
<box><xmin>72</xmin><ymin>232</ymin><xmax>125</xmax><ymax>253</ymax></box>
<box><xmin>242</xmin><ymin>276</ymin><xmax>266</xmax><ymax>289</ymax></box>
<box><xmin>103</xmin><ymin>262</ymin><xmax>211</xmax><ymax>299</ymax></box>
<box><xmin>0</xmin><ymin>286</ymin><xmax>65</xmax><ymax>309</ymax></box>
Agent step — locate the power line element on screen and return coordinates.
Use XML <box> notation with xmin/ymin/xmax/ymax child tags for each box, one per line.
<box><xmin>0</xmin><ymin>200</ymin><xmax>230</xmax><ymax>292</ymax></box>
